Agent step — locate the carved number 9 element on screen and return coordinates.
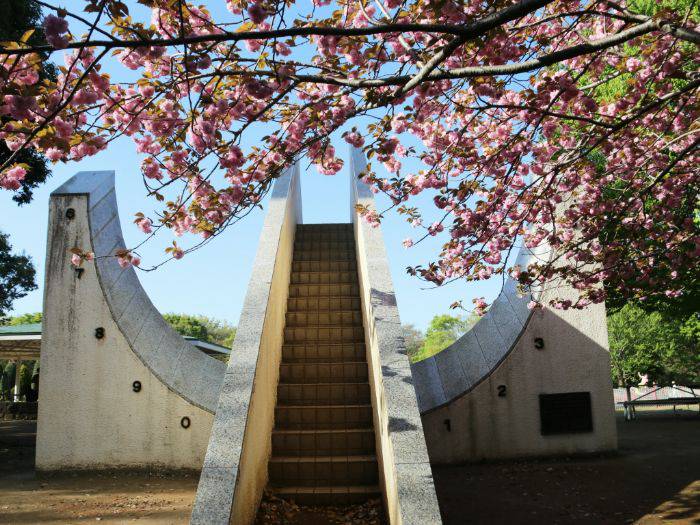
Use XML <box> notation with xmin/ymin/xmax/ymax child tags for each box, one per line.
<box><xmin>132</xmin><ymin>381</ymin><xmax>142</xmax><ymax>393</ymax></box>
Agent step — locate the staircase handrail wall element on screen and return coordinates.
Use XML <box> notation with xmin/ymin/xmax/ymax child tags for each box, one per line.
<box><xmin>350</xmin><ymin>148</ymin><xmax>442</xmax><ymax>525</ymax></box>
<box><xmin>191</xmin><ymin>162</ymin><xmax>301</xmax><ymax>525</ymax></box>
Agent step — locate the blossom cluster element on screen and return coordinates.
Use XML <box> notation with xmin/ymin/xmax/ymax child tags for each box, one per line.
<box><xmin>0</xmin><ymin>0</ymin><xmax>697</xmax><ymax>309</ymax></box>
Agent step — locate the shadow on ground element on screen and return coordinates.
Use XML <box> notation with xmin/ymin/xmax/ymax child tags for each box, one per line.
<box><xmin>432</xmin><ymin>410</ymin><xmax>700</xmax><ymax>524</ymax></box>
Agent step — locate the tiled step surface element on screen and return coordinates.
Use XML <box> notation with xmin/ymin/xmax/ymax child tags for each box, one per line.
<box><xmin>287</xmin><ymin>296</ymin><xmax>361</xmax><ymax>312</ymax></box>
<box><xmin>294</xmin><ymin>240</ymin><xmax>356</xmax><ymax>251</ymax></box>
<box><xmin>268</xmin><ymin>223</ymin><xmax>381</xmax><ymax>507</ymax></box>
<box><xmin>280</xmin><ymin>361</ymin><xmax>368</xmax><ymax>383</ymax></box>
<box><xmin>283</xmin><ymin>326</ymin><xmax>364</xmax><ymax>343</ymax></box>
<box><xmin>286</xmin><ymin>310</ymin><xmax>362</xmax><ymax>327</ymax></box>
<box><xmin>289</xmin><ymin>283</ymin><xmax>360</xmax><ymax>297</ymax></box>
<box><xmin>269</xmin><ymin>455</ymin><xmax>379</xmax><ymax>487</ymax></box>
<box><xmin>282</xmin><ymin>342</ymin><xmax>366</xmax><ymax>363</ymax></box>
<box><xmin>272</xmin><ymin>429</ymin><xmax>376</xmax><ymax>456</ymax></box>
<box><xmin>291</xmin><ymin>271</ymin><xmax>357</xmax><ymax>285</ymax></box>
<box><xmin>278</xmin><ymin>383</ymin><xmax>371</xmax><ymax>405</ymax></box>
<box><xmin>275</xmin><ymin>404</ymin><xmax>373</xmax><ymax>430</ymax></box>
<box><xmin>294</xmin><ymin>250</ymin><xmax>355</xmax><ymax>261</ymax></box>
<box><xmin>292</xmin><ymin>260</ymin><xmax>356</xmax><ymax>272</ymax></box>
<box><xmin>272</xmin><ymin>485</ymin><xmax>381</xmax><ymax>506</ymax></box>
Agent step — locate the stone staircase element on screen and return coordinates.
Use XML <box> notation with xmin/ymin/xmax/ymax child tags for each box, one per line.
<box><xmin>268</xmin><ymin>223</ymin><xmax>381</xmax><ymax>506</ymax></box>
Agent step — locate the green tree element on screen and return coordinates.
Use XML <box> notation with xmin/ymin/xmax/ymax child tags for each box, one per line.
<box><xmin>608</xmin><ymin>304</ymin><xmax>699</xmax><ymax>387</ymax></box>
<box><xmin>0</xmin><ymin>232</ymin><xmax>36</xmax><ymax>317</ymax></box>
<box><xmin>163</xmin><ymin>313</ymin><xmax>209</xmax><ymax>341</ymax></box>
<box><xmin>18</xmin><ymin>362</ymin><xmax>31</xmax><ymax>399</ymax></box>
<box><xmin>1</xmin><ymin>311</ymin><xmax>42</xmax><ymax>326</ymax></box>
<box><xmin>411</xmin><ymin>314</ymin><xmax>477</xmax><ymax>363</ymax></box>
<box><xmin>199</xmin><ymin>316</ymin><xmax>237</xmax><ymax>348</ymax></box>
<box><xmin>0</xmin><ymin>0</ymin><xmax>55</xmax><ymax>204</ymax></box>
<box><xmin>1</xmin><ymin>361</ymin><xmax>16</xmax><ymax>400</ymax></box>
<box><xmin>402</xmin><ymin>324</ymin><xmax>425</xmax><ymax>361</ymax></box>
<box><xmin>163</xmin><ymin>313</ymin><xmax>236</xmax><ymax>348</ymax></box>
<box><xmin>594</xmin><ymin>0</ymin><xmax>699</xmax><ymax>316</ymax></box>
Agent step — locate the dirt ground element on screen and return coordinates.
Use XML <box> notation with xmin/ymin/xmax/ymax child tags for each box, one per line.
<box><xmin>0</xmin><ymin>409</ymin><xmax>698</xmax><ymax>524</ymax></box>
<box><xmin>0</xmin><ymin>420</ymin><xmax>198</xmax><ymax>524</ymax></box>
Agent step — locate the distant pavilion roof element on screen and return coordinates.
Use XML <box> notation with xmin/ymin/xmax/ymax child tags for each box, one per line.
<box><xmin>0</xmin><ymin>323</ymin><xmax>230</xmax><ymax>361</ymax></box>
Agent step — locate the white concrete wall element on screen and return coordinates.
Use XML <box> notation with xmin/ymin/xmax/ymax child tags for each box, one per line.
<box><xmin>420</xmin><ymin>293</ymin><xmax>617</xmax><ymax>463</ymax></box>
<box><xmin>37</xmin><ymin>172</ymin><xmax>224</xmax><ymax>470</ymax></box>
<box><xmin>412</xmin><ymin>247</ymin><xmax>618</xmax><ymax>462</ymax></box>
<box><xmin>36</xmin><ymin>187</ymin><xmax>213</xmax><ymax>470</ymax></box>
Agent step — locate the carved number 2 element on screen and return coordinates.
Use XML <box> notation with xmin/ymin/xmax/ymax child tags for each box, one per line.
<box><xmin>497</xmin><ymin>385</ymin><xmax>507</xmax><ymax>397</ymax></box>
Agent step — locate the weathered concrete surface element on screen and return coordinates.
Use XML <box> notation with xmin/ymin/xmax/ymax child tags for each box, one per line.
<box><xmin>37</xmin><ymin>172</ymin><xmax>224</xmax><ymax>470</ymax></box>
<box><xmin>190</xmin><ymin>163</ymin><xmax>301</xmax><ymax>525</ymax></box>
<box><xmin>410</xmin><ymin>221</ymin><xmax>617</xmax><ymax>462</ymax></box>
<box><xmin>350</xmin><ymin>149</ymin><xmax>442</xmax><ymax>525</ymax></box>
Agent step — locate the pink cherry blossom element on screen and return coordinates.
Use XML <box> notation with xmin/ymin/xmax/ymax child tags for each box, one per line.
<box><xmin>43</xmin><ymin>14</ymin><xmax>69</xmax><ymax>49</ymax></box>
<box><xmin>0</xmin><ymin>1</ymin><xmax>694</xmax><ymax>310</ymax></box>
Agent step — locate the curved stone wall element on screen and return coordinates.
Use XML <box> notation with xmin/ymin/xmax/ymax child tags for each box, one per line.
<box><xmin>60</xmin><ymin>171</ymin><xmax>225</xmax><ymax>412</ymax></box>
<box><xmin>409</xmin><ymin>219</ymin><xmax>617</xmax><ymax>463</ymax></box>
<box><xmin>36</xmin><ymin>171</ymin><xmax>225</xmax><ymax>470</ymax></box>
<box><xmin>410</xmin><ymin>244</ymin><xmax>543</xmax><ymax>413</ymax></box>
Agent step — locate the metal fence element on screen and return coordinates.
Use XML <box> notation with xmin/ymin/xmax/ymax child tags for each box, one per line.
<box><xmin>613</xmin><ymin>385</ymin><xmax>698</xmax><ymax>404</ymax></box>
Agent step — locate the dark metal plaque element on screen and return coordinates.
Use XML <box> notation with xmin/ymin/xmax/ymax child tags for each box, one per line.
<box><xmin>539</xmin><ymin>392</ymin><xmax>593</xmax><ymax>435</ymax></box>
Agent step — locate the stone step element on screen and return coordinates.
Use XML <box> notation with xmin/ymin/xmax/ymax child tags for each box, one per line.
<box><xmin>269</xmin><ymin>485</ymin><xmax>381</xmax><ymax>506</ymax></box>
<box><xmin>284</xmin><ymin>326</ymin><xmax>365</xmax><ymax>344</ymax></box>
<box><xmin>294</xmin><ymin>230</ymin><xmax>355</xmax><ymax>242</ymax></box>
<box><xmin>287</xmin><ymin>296</ymin><xmax>361</xmax><ymax>313</ymax></box>
<box><xmin>272</xmin><ymin>429</ymin><xmax>376</xmax><ymax>457</ymax></box>
<box><xmin>292</xmin><ymin>260</ymin><xmax>356</xmax><ymax>273</ymax></box>
<box><xmin>297</xmin><ymin>223</ymin><xmax>352</xmax><ymax>233</ymax></box>
<box><xmin>289</xmin><ymin>283</ymin><xmax>360</xmax><ymax>297</ymax></box>
<box><xmin>274</xmin><ymin>404</ymin><xmax>373</xmax><ymax>430</ymax></box>
<box><xmin>279</xmin><ymin>361</ymin><xmax>368</xmax><ymax>383</ymax></box>
<box><xmin>290</xmin><ymin>271</ymin><xmax>357</xmax><ymax>285</ymax></box>
<box><xmin>286</xmin><ymin>311</ymin><xmax>363</xmax><ymax>327</ymax></box>
<box><xmin>269</xmin><ymin>455</ymin><xmax>379</xmax><ymax>487</ymax></box>
<box><xmin>294</xmin><ymin>250</ymin><xmax>355</xmax><ymax>262</ymax></box>
<box><xmin>282</xmin><ymin>343</ymin><xmax>366</xmax><ymax>363</ymax></box>
<box><xmin>277</xmin><ymin>383</ymin><xmax>371</xmax><ymax>406</ymax></box>
<box><xmin>294</xmin><ymin>238</ymin><xmax>355</xmax><ymax>252</ymax></box>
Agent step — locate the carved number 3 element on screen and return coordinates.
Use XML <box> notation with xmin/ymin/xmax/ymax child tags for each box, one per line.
<box><xmin>497</xmin><ymin>385</ymin><xmax>507</xmax><ymax>397</ymax></box>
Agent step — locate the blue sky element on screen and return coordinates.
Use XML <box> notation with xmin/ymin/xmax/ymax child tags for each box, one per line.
<box><xmin>0</xmin><ymin>1</ymin><xmax>501</xmax><ymax>331</ymax></box>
